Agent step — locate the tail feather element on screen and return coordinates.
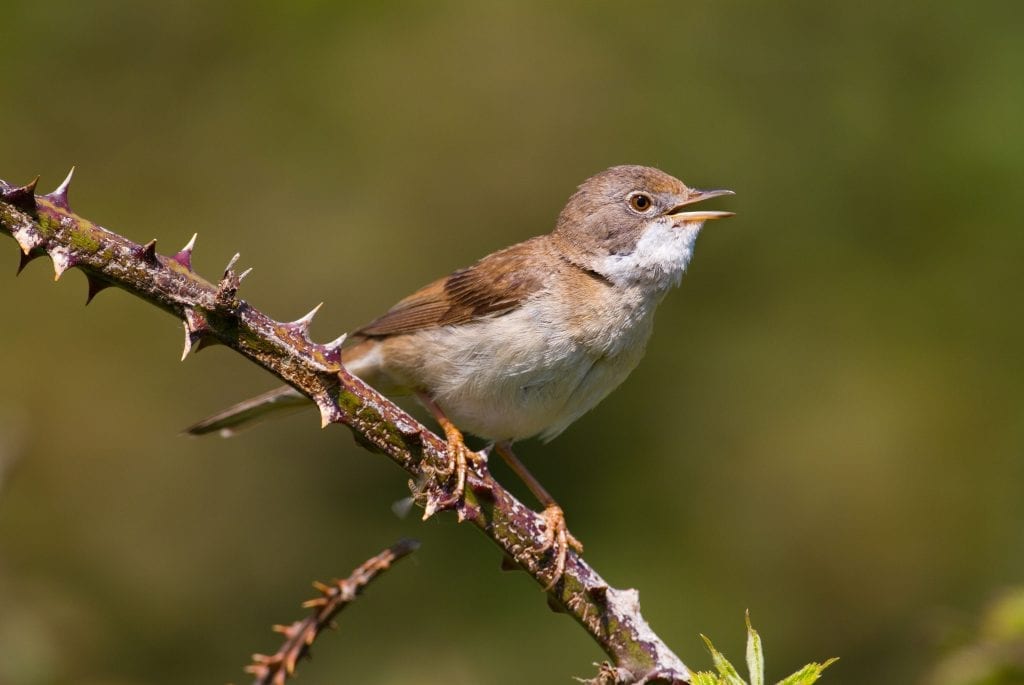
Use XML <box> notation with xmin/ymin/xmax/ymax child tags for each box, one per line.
<box><xmin>184</xmin><ymin>386</ymin><xmax>310</xmax><ymax>437</ymax></box>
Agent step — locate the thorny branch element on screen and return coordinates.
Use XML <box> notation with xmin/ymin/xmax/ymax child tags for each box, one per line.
<box><xmin>0</xmin><ymin>171</ymin><xmax>691</xmax><ymax>684</ymax></box>
<box><xmin>246</xmin><ymin>539</ymin><xmax>420</xmax><ymax>685</ymax></box>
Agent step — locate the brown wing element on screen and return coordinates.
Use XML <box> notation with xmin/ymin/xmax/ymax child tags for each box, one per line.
<box><xmin>355</xmin><ymin>237</ymin><xmax>549</xmax><ymax>337</ymax></box>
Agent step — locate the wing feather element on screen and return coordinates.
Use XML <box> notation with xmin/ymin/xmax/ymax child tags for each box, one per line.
<box><xmin>355</xmin><ymin>237</ymin><xmax>548</xmax><ymax>337</ymax></box>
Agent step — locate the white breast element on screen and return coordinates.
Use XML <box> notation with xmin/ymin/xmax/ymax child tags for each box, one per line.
<box><xmin>408</xmin><ymin>281</ymin><xmax>669</xmax><ymax>442</ymax></box>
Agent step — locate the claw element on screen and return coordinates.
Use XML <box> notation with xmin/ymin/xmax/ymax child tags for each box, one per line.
<box><xmin>416</xmin><ymin>393</ymin><xmax>488</xmax><ymax>518</ymax></box>
<box><xmin>418</xmin><ymin>429</ymin><xmax>488</xmax><ymax>521</ymax></box>
<box><xmin>434</xmin><ymin>431</ymin><xmax>469</xmax><ymax>509</ymax></box>
<box><xmin>532</xmin><ymin>505</ymin><xmax>583</xmax><ymax>590</ymax></box>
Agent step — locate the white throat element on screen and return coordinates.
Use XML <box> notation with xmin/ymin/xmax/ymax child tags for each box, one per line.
<box><xmin>595</xmin><ymin>219</ymin><xmax>702</xmax><ymax>292</ymax></box>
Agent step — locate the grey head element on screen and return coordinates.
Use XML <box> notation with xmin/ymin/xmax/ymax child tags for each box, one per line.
<box><xmin>552</xmin><ymin>165</ymin><xmax>734</xmax><ymax>288</ymax></box>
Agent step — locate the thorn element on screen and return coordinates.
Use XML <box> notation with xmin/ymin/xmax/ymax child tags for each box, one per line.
<box><xmin>325</xmin><ymin>332</ymin><xmax>347</xmax><ymax>351</ymax></box>
<box><xmin>223</xmin><ymin>252</ymin><xmax>240</xmax><ymax>278</ymax></box>
<box><xmin>322</xmin><ymin>332</ymin><xmax>348</xmax><ymax>365</ymax></box>
<box><xmin>44</xmin><ymin>167</ymin><xmax>75</xmax><ymax>209</ymax></box>
<box><xmin>138</xmin><ymin>239</ymin><xmax>159</xmax><ymax>265</ymax></box>
<box><xmin>12</xmin><ymin>226</ymin><xmax>44</xmax><ymax>255</ymax></box>
<box><xmin>16</xmin><ymin>251</ymin><xmax>41</xmax><ymax>275</ymax></box>
<box><xmin>171</xmin><ymin>233</ymin><xmax>197</xmax><ymax>270</ymax></box>
<box><xmin>1</xmin><ymin>176</ymin><xmax>39</xmax><ymax>213</ymax></box>
<box><xmin>302</xmin><ymin>597</ymin><xmax>327</xmax><ymax>609</ymax></box>
<box><xmin>288</xmin><ymin>302</ymin><xmax>323</xmax><ymax>333</ymax></box>
<box><xmin>316</xmin><ymin>398</ymin><xmax>334</xmax><ymax>428</ymax></box>
<box><xmin>422</xmin><ymin>497</ymin><xmax>439</xmax><ymax>521</ymax></box>
<box><xmin>85</xmin><ymin>275</ymin><xmax>111</xmax><ymax>304</ymax></box>
<box><xmin>215</xmin><ymin>253</ymin><xmax>243</xmax><ymax>306</ymax></box>
<box><xmin>50</xmin><ymin>247</ymin><xmax>75</xmax><ymax>280</ymax></box>
<box><xmin>238</xmin><ymin>266</ymin><xmax>253</xmax><ymax>282</ymax></box>
<box><xmin>181</xmin><ymin>308</ymin><xmax>209</xmax><ymax>360</ymax></box>
<box><xmin>193</xmin><ymin>336</ymin><xmax>222</xmax><ymax>353</ymax></box>
<box><xmin>183</xmin><ymin>308</ymin><xmax>205</xmax><ymax>334</ymax></box>
<box><xmin>312</xmin><ymin>580</ymin><xmax>332</xmax><ymax>594</ymax></box>
<box><xmin>181</xmin><ymin>322</ymin><xmax>196</xmax><ymax>361</ymax></box>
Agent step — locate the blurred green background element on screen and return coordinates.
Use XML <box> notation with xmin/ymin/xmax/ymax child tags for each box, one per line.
<box><xmin>1</xmin><ymin>2</ymin><xmax>1023</xmax><ymax>683</ymax></box>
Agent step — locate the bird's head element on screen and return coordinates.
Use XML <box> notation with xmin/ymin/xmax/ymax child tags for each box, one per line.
<box><xmin>553</xmin><ymin>165</ymin><xmax>733</xmax><ymax>289</ymax></box>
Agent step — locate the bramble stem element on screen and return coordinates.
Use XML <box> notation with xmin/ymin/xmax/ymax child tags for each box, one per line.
<box><xmin>1</xmin><ymin>173</ymin><xmax>691</xmax><ymax>684</ymax></box>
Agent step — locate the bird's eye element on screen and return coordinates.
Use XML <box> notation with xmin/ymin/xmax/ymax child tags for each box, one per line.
<box><xmin>629</xmin><ymin>193</ymin><xmax>653</xmax><ymax>212</ymax></box>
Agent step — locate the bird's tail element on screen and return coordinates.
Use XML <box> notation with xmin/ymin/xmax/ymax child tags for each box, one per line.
<box><xmin>183</xmin><ymin>385</ymin><xmax>310</xmax><ymax>437</ymax></box>
<box><xmin>184</xmin><ymin>337</ymin><xmax>388</xmax><ymax>437</ymax></box>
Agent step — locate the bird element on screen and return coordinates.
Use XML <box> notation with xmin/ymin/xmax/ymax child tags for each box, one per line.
<box><xmin>187</xmin><ymin>165</ymin><xmax>734</xmax><ymax>586</ymax></box>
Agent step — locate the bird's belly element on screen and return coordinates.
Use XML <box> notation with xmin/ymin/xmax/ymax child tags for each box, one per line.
<box><xmin>407</xmin><ymin>301</ymin><xmax>654</xmax><ymax>442</ymax></box>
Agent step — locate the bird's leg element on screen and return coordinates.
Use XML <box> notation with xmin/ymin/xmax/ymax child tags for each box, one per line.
<box><xmin>416</xmin><ymin>393</ymin><xmax>485</xmax><ymax>512</ymax></box>
<box><xmin>493</xmin><ymin>441</ymin><xmax>582</xmax><ymax>589</ymax></box>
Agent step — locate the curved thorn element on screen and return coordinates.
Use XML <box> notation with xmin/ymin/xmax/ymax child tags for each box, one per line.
<box><xmin>172</xmin><ymin>233</ymin><xmax>197</xmax><ymax>269</ymax></box>
<box><xmin>2</xmin><ymin>176</ymin><xmax>39</xmax><ymax>212</ymax></box>
<box><xmin>223</xmin><ymin>253</ymin><xmax>240</xmax><ymax>277</ymax></box>
<box><xmin>325</xmin><ymin>332</ymin><xmax>348</xmax><ymax>350</ymax></box>
<box><xmin>194</xmin><ymin>336</ymin><xmax>222</xmax><ymax>353</ymax></box>
<box><xmin>12</xmin><ymin>226</ymin><xmax>44</xmax><ymax>255</ymax></box>
<box><xmin>16</xmin><ymin>251</ymin><xmax>41</xmax><ymax>275</ymax></box>
<box><xmin>45</xmin><ymin>167</ymin><xmax>76</xmax><ymax>209</ymax></box>
<box><xmin>181</xmin><ymin>320</ymin><xmax>196</xmax><ymax>361</ymax></box>
<box><xmin>50</xmin><ymin>247</ymin><xmax>75</xmax><ymax>280</ymax></box>
<box><xmin>291</xmin><ymin>302</ymin><xmax>323</xmax><ymax>331</ymax></box>
<box><xmin>85</xmin><ymin>275</ymin><xmax>110</xmax><ymax>304</ymax></box>
<box><xmin>182</xmin><ymin>307</ymin><xmax>205</xmax><ymax>333</ymax></box>
<box><xmin>181</xmin><ymin>308</ymin><xmax>208</xmax><ymax>360</ymax></box>
<box><xmin>139</xmin><ymin>239</ymin><xmax>159</xmax><ymax>265</ymax></box>
<box><xmin>315</xmin><ymin>397</ymin><xmax>335</xmax><ymax>428</ymax></box>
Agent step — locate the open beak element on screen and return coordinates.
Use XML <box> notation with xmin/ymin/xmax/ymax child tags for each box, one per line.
<box><xmin>668</xmin><ymin>188</ymin><xmax>735</xmax><ymax>224</ymax></box>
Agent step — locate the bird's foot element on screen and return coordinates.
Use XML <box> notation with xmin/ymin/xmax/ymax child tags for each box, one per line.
<box><xmin>421</xmin><ymin>425</ymin><xmax>487</xmax><ymax>520</ymax></box>
<box><xmin>530</xmin><ymin>504</ymin><xmax>583</xmax><ymax>590</ymax></box>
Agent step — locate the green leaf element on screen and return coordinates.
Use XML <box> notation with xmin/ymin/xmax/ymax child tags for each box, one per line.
<box><xmin>701</xmin><ymin>634</ymin><xmax>747</xmax><ymax>685</ymax></box>
<box><xmin>776</xmin><ymin>658</ymin><xmax>839</xmax><ymax>685</ymax></box>
<box><xmin>746</xmin><ymin>612</ymin><xmax>764</xmax><ymax>685</ymax></box>
<box><xmin>698</xmin><ymin>617</ymin><xmax>835</xmax><ymax>685</ymax></box>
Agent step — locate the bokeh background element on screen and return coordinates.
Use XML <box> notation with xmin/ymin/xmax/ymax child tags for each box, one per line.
<box><xmin>2</xmin><ymin>2</ymin><xmax>1023</xmax><ymax>684</ymax></box>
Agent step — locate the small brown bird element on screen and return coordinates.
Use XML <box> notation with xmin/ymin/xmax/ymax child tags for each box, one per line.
<box><xmin>188</xmin><ymin>165</ymin><xmax>733</xmax><ymax>584</ymax></box>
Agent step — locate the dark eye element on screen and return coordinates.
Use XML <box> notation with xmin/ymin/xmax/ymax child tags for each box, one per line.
<box><xmin>629</xmin><ymin>193</ymin><xmax>652</xmax><ymax>212</ymax></box>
